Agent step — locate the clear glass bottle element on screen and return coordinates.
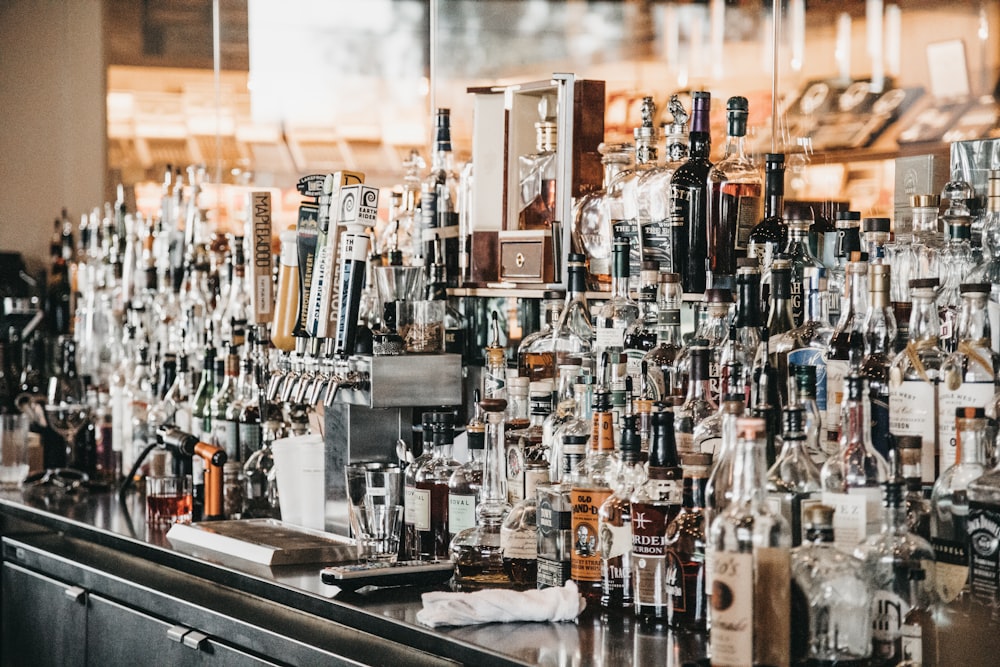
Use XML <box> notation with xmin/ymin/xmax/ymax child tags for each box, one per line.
<box><xmin>897</xmin><ymin>435</ymin><xmax>932</xmax><ymax>542</ymax></box>
<box><xmin>573</xmin><ymin>142</ymin><xmax>634</xmax><ymax>291</ymax></box>
<box><xmin>517</xmin><ymin>94</ymin><xmax>558</xmax><ymax>231</ymax></box>
<box><xmin>505</xmin><ymin>380</ymin><xmax>550</xmax><ymax>505</ymax></box>
<box><xmin>594</xmin><ymin>240</ymin><xmax>639</xmax><ymax>366</ymax></box>
<box><xmin>783</xmin><ymin>220</ymin><xmax>825</xmax><ymax>328</ymax></box>
<box><xmin>938</xmin><ymin>217</ymin><xmax>978</xmax><ymax>353</ymax></box>
<box><xmin>931</xmin><ymin>406</ymin><xmax>989</xmax><ymax>603</ymax></box>
<box><xmin>693</xmin><ymin>359</ymin><xmax>744</xmax><ymax>459</ymax></box>
<box><xmin>767</xmin><ymin>406</ymin><xmax>821</xmax><ymax>545</ymax></box>
<box><xmin>900</xmin><ymin>567</ymin><xmax>940</xmax><ymax>666</ymax></box>
<box><xmin>501</xmin><ymin>484</ymin><xmax>539</xmax><ymax>590</ymax></box>
<box><xmin>747</xmin><ymin>153</ymin><xmax>789</xmax><ymax>287</ymax></box>
<box><xmin>544</xmin><ymin>363</ymin><xmax>582</xmax><ymax>481</ymax></box>
<box><xmin>789</xmin><ymin>363</ymin><xmax>828</xmax><ymax>465</ymax></box>
<box><xmin>630</xmin><ymin>409</ymin><xmax>685</xmax><ymax>626</ymax></box>
<box><xmin>642</xmin><ymin>271</ymin><xmax>684</xmax><ymax>400</ymax></box>
<box><xmin>826</xmin><ymin>257</ymin><xmax>869</xmax><ymax>449</ymax></box>
<box><xmin>707</xmin><ymin>96</ymin><xmax>762</xmax><ymax>292</ymax></box>
<box><xmin>552</xmin><ymin>253</ymin><xmax>594</xmax><ymax>372</ymax></box>
<box><xmin>598</xmin><ymin>416</ymin><xmax>645</xmax><ymax>610</ymax></box>
<box><xmin>863</xmin><ymin>216</ymin><xmax>892</xmax><ymax>263</ymax></box>
<box><xmin>708</xmin><ymin>417</ymin><xmax>793</xmax><ymax>667</ymax></box>
<box><xmin>670</xmin><ymin>90</ymin><xmax>712</xmax><ymax>294</ymax></box>
<box><xmin>483</xmin><ymin>311</ymin><xmax>507</xmax><ymax>399</ymax></box>
<box><xmin>704</xmin><ymin>391</ymin><xmax>746</xmax><ymax>528</ymax></box>
<box><xmin>619</xmin><ymin>96</ymin><xmax>659</xmax><ymax>287</ymax></box>
<box><xmin>189</xmin><ymin>339</ymin><xmax>216</xmax><ymax>442</ymax></box>
<box><xmin>517</xmin><ymin>291</ymin><xmax>563</xmax><ymax>382</ymax></box>
<box><xmin>218</xmin><ymin>236</ymin><xmax>250</xmax><ymax>348</ymax></box>
<box><xmin>861</xmin><ymin>263</ymin><xmax>897</xmax><ymax>460</ymax></box>
<box><xmin>416</xmin><ymin>411</ymin><xmax>461</xmax><ymax>559</ymax></box>
<box><xmin>449</xmin><ymin>395</ymin><xmax>485</xmax><ymax>539</ymax></box>
<box><xmin>827</xmin><ymin>211</ymin><xmax>862</xmax><ymax>325</ymax></box>
<box><xmin>639</xmin><ymin>95</ymin><xmax>689</xmax><ymax>274</ymax></box>
<box><xmin>674</xmin><ymin>341</ymin><xmax>717</xmax><ymax>456</ymax></box>
<box><xmin>452</xmin><ymin>398</ymin><xmax>514</xmax><ymax>591</ymax></box>
<box><xmin>729</xmin><ymin>265</ymin><xmax>763</xmax><ymax>396</ymax></box>
<box><xmin>209</xmin><ymin>344</ymin><xmax>239</xmax><ymax>461</ymax></box>
<box><xmin>791</xmin><ymin>504</ymin><xmax>873</xmax><ymax>663</ymax></box>
<box><xmin>676</xmin><ymin>287</ymin><xmax>732</xmax><ymax>400</ymax></box>
<box><xmin>969</xmin><ymin>169</ymin><xmax>1000</xmax><ymax>351</ymax></box>
<box><xmin>537</xmin><ymin>433</ymin><xmax>587</xmax><ymax>589</ymax></box>
<box><xmin>765</xmin><ymin>257</ymin><xmax>797</xmax><ymax>344</ymax></box>
<box><xmin>422</xmin><ymin>108</ymin><xmax>461</xmax><ymax>284</ymax></box>
<box><xmin>623</xmin><ymin>261</ymin><xmax>660</xmax><ymax>388</ymax></box>
<box><xmin>890</xmin><ymin>278</ymin><xmax>947</xmax><ymax>483</ymax></box>
<box><xmin>402</xmin><ymin>412</ymin><xmax>436</xmax><ymax>560</ymax></box>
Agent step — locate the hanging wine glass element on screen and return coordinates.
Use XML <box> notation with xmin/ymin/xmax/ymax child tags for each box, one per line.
<box><xmin>45</xmin><ymin>336</ymin><xmax>90</xmax><ymax>470</ymax></box>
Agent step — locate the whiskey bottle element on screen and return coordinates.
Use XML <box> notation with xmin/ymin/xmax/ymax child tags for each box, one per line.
<box><xmin>862</xmin><ymin>263</ymin><xmax>897</xmax><ymax>459</ymax></box>
<box><xmin>661</xmin><ymin>451</ymin><xmax>710</xmax><ymax>632</ymax></box>
<box><xmin>402</xmin><ymin>413</ymin><xmax>436</xmax><ymax>560</ymax></box>
<box><xmin>503</xmin><ymin>377</ymin><xmax>531</xmax><ymax>504</ymax></box>
<box><xmin>931</xmin><ymin>407</ymin><xmax>988</xmax><ymax>604</ymax></box>
<box><xmin>676</xmin><ymin>340</ymin><xmax>718</xmax><ymax>458</ymax></box>
<box><xmin>639</xmin><ymin>95</ymin><xmax>689</xmax><ymax>273</ymax></box>
<box><xmin>631</xmin><ymin>409</ymin><xmax>685</xmax><ymax>625</ymax></box>
<box><xmin>826</xmin><ymin>257</ymin><xmax>869</xmax><ymax>449</ymax></box>
<box><xmin>517</xmin><ymin>95</ymin><xmax>558</xmax><ymax>231</ymax></box>
<box><xmin>448</xmin><ymin>395</ymin><xmax>484</xmax><ymax>538</ymax></box>
<box><xmin>889</xmin><ymin>278</ymin><xmax>946</xmax><ymax>482</ymax></box>
<box><xmin>537</xmin><ymin>433</ymin><xmax>587</xmax><ymax>589</ymax></box>
<box><xmin>501</xmin><ymin>482</ymin><xmax>539</xmax><ymax>590</ymax></box>
<box><xmin>782</xmin><ymin>220</ymin><xmax>825</xmax><ymax>327</ymax></box>
<box><xmin>746</xmin><ymin>153</ymin><xmax>789</xmax><ymax>285</ymax></box>
<box><xmin>708</xmin><ymin>417</ymin><xmax>792</xmax><ymax>667</ymax></box>
<box><xmin>516</xmin><ymin>290</ymin><xmax>563</xmax><ymax>382</ymax></box>
<box><xmin>415</xmin><ymin>411</ymin><xmax>461</xmax><ymax>560</ymax></box>
<box><xmin>669</xmin><ymin>91</ymin><xmax>712</xmax><ymax>294</ymax></box>
<box><xmin>707</xmin><ymin>96</ymin><xmax>762</xmax><ymax>292</ymax></box>
<box><xmin>598</xmin><ymin>415</ymin><xmax>645</xmax><ymax>610</ymax></box>
<box><xmin>897</xmin><ymin>435</ymin><xmax>931</xmax><ymax>542</ymax></box>
<box><xmin>572</xmin><ymin>144</ymin><xmax>634</xmax><ymax>291</ymax></box>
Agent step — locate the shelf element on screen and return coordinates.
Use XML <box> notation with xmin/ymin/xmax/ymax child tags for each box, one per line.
<box><xmin>448</xmin><ymin>285</ymin><xmax>706</xmax><ymax>302</ymax></box>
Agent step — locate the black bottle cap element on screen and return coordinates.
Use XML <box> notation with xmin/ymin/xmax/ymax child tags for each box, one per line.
<box><xmin>960</xmin><ymin>282</ymin><xmax>991</xmax><ymax>294</ymax></box>
<box><xmin>782</xmin><ymin>406</ymin><xmax>805</xmax><ymax>435</ymax></box>
<box><xmin>836</xmin><ymin>210</ymin><xmax>862</xmax><ymax>221</ymax></box>
<box><xmin>894</xmin><ymin>434</ymin><xmax>922</xmax><ymax>450</ymax></box>
<box><xmin>862</xmin><ymin>217</ymin><xmax>891</xmax><ymax>233</ymax></box>
<box><xmin>612</xmin><ymin>240</ymin><xmax>630</xmax><ymax>278</ymax></box>
<box><xmin>649</xmin><ymin>409</ymin><xmax>679</xmax><ymax>468</ymax></box>
<box><xmin>957</xmin><ymin>406</ymin><xmax>987</xmax><ymax>419</ymax></box>
<box><xmin>620</xmin><ymin>415</ymin><xmax>642</xmax><ymax>462</ymax></box>
<box><xmin>908</xmin><ymin>277</ymin><xmax>940</xmax><ymax>290</ymax></box>
<box><xmin>726</xmin><ymin>96</ymin><xmax>749</xmax><ymax>137</ymax></box>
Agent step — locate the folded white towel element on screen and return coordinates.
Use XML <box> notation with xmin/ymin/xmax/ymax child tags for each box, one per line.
<box><xmin>416</xmin><ymin>581</ymin><xmax>586</xmax><ymax>628</ymax></box>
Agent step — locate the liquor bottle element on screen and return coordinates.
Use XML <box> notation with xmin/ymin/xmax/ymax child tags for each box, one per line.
<box><xmin>854</xmin><ymin>465</ymin><xmax>936</xmax><ymax>665</ymax></box>
<box><xmin>505</xmin><ymin>380</ymin><xmax>551</xmax><ymax>505</ymax></box>
<box><xmin>619</xmin><ymin>96</ymin><xmax>659</xmax><ymax>286</ymax></box>
<box><xmin>821</xmin><ymin>372</ymin><xmax>889</xmax><ymax>546</ymax></box>
<box><xmin>449</xmin><ymin>394</ymin><xmax>485</xmax><ymax>538</ymax></box>
<box><xmin>226</xmin><ymin>352</ymin><xmax>258</xmax><ymax>462</ymax></box>
<box><xmin>642</xmin><ymin>271</ymin><xmax>683</xmax><ymax>399</ymax></box>
<box><xmin>669</xmin><ymin>91</ymin><xmax>712</xmax><ymax>294</ymax></box>
<box><xmin>931</xmin><ymin>407</ymin><xmax>989</xmax><ymax>604</ymax></box>
<box><xmin>573</xmin><ymin>144</ymin><xmax>634</xmax><ymax>291</ymax></box>
<box><xmin>416</xmin><ymin>411</ymin><xmax>461</xmax><ymax>559</ymax></box>
<box><xmin>747</xmin><ymin>153</ymin><xmax>789</xmax><ymax>286</ymax></box>
<box><xmin>543</xmin><ymin>363</ymin><xmax>582</xmax><ymax>480</ymax></box>
<box><xmin>552</xmin><ymin>253</ymin><xmax>594</xmax><ymax>372</ymax></box>
<box><xmin>861</xmin><ymin>263</ymin><xmax>897</xmax><ymax>460</ymax></box>
<box><xmin>598</xmin><ymin>415</ymin><xmax>645</xmax><ymax>610</ymax></box>
<box><xmin>750</xmin><ymin>327</ymin><xmax>781</xmax><ymax>467</ymax></box>
<box><xmin>791</xmin><ymin>504</ymin><xmax>873</xmax><ymax>663</ymax></box>
<box><xmin>503</xmin><ymin>377</ymin><xmax>531</xmax><ymax>504</ymax></box>
<box><xmin>501</xmin><ymin>481</ymin><xmax>539</xmax><ymax>590</ymax></box>
<box><xmin>660</xmin><ymin>451</ymin><xmax>710</xmax><ymax>631</ymax></box>
<box><xmin>402</xmin><ymin>412</ymin><xmax>436</xmax><ymax>560</ymax></box>
<box><xmin>451</xmin><ymin>398</ymin><xmax>514</xmax><ymax>591</ymax></box>
<box><xmin>939</xmin><ymin>283</ymin><xmax>1000</xmax><ymax>468</ymax></box>
<box><xmin>909</xmin><ymin>194</ymin><xmax>945</xmax><ymax>283</ymax></box>
<box><xmin>707</xmin><ymin>96</ymin><xmax>762</xmax><ymax>292</ymax></box>
<box><xmin>782</xmin><ymin>220</ymin><xmax>825</xmax><ymax>327</ymax></box>
<box><xmin>517</xmin><ymin>290</ymin><xmax>563</xmax><ymax>382</ymax></box>
<box><xmin>826</xmin><ymin>257</ymin><xmax>869</xmax><ymax>448</ymax></box>
<box><xmin>890</xmin><ymin>278</ymin><xmax>946</xmax><ymax>482</ymax></box>
<box><xmin>729</xmin><ymin>264</ymin><xmax>763</xmax><ymax>391</ymax></box>
<box><xmin>209</xmin><ymin>345</ymin><xmax>239</xmax><ymax>461</ymax></box>
<box><xmin>676</xmin><ymin>288</ymin><xmax>732</xmax><ymax>402</ymax></box>
<box><xmin>938</xmin><ymin>217</ymin><xmax>977</xmax><ymax>353</ymax></box>
<box><xmin>897</xmin><ymin>435</ymin><xmax>932</xmax><ymax>542</ymax></box>
<box><xmin>218</xmin><ymin>237</ymin><xmax>250</xmax><ymax>348</ymax></box>
<box><xmin>767</xmin><ymin>406</ymin><xmax>821</xmax><ymax>545</ymax></box>
<box><xmin>969</xmin><ymin>169</ymin><xmax>1000</xmax><ymax>351</ymax></box>
<box><xmin>899</xmin><ymin>567</ymin><xmax>939</xmax><ymax>666</ymax></box>
<box><xmin>708</xmin><ymin>417</ymin><xmax>792</xmax><ymax>667</ymax></box>
<box><xmin>789</xmin><ymin>363</ymin><xmax>828</xmax><ymax>465</ymax></box>
<box><xmin>630</xmin><ymin>409</ymin><xmax>685</xmax><ymax>625</ymax></box>
<box><xmin>422</xmin><ymin>108</ymin><xmax>460</xmax><ymax>284</ymax></box>
<box><xmin>639</xmin><ymin>95</ymin><xmax>689</xmax><ymax>273</ymax></box>
<box><xmin>765</xmin><ymin>258</ymin><xmax>797</xmax><ymax>344</ymax></box>
<box><xmin>623</xmin><ymin>261</ymin><xmax>660</xmax><ymax>388</ymax></box>
<box><xmin>693</xmin><ymin>358</ymin><xmax>743</xmax><ymax>458</ymax></box>
<box><xmin>594</xmin><ymin>240</ymin><xmax>639</xmax><ymax>367</ymax></box>
<box><xmin>863</xmin><ymin>216</ymin><xmax>892</xmax><ymax>262</ymax></box>
<box><xmin>570</xmin><ymin>383</ymin><xmax>617</xmax><ymax>602</ymax></box>
<box><xmin>704</xmin><ymin>383</ymin><xmax>747</xmax><ymax>536</ymax></box>
<box><xmin>674</xmin><ymin>341</ymin><xmax>717</xmax><ymax>456</ymax></box>
<box><xmin>517</xmin><ymin>94</ymin><xmax>558</xmax><ymax>231</ymax></box>
<box><xmin>537</xmin><ymin>433</ymin><xmax>587</xmax><ymax>589</ymax></box>
<box><xmin>827</xmin><ymin>211</ymin><xmax>862</xmax><ymax>325</ymax></box>
<box><xmin>123</xmin><ymin>342</ymin><xmax>154</xmax><ymax>474</ymax></box>
<box><xmin>483</xmin><ymin>311</ymin><xmax>507</xmax><ymax>399</ymax></box>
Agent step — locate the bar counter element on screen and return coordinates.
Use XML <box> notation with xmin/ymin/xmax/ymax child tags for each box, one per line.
<box><xmin>0</xmin><ymin>490</ymin><xmax>706</xmax><ymax>667</ymax></box>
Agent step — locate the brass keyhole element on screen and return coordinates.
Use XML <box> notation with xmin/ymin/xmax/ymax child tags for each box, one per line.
<box><xmin>515</xmin><ymin>252</ymin><xmax>526</xmax><ymax>267</ymax></box>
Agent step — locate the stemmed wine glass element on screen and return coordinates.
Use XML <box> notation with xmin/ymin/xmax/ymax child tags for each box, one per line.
<box><xmin>45</xmin><ymin>337</ymin><xmax>90</xmax><ymax>470</ymax></box>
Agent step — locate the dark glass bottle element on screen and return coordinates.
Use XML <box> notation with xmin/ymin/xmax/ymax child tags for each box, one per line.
<box><xmin>861</xmin><ymin>263</ymin><xmax>896</xmax><ymax>459</ymax></box>
<box><xmin>669</xmin><ymin>91</ymin><xmax>712</xmax><ymax>294</ymax></box>
<box><xmin>747</xmin><ymin>153</ymin><xmax>788</xmax><ymax>283</ymax></box>
<box><xmin>765</xmin><ymin>258</ymin><xmax>797</xmax><ymax>341</ymax></box>
<box><xmin>663</xmin><ymin>451</ymin><xmax>711</xmax><ymax>631</ymax></box>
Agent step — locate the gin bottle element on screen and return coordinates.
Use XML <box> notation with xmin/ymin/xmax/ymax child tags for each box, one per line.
<box><xmin>708</xmin><ymin>417</ymin><xmax>792</xmax><ymax>667</ymax></box>
<box><xmin>669</xmin><ymin>91</ymin><xmax>712</xmax><ymax>294</ymax></box>
<box><xmin>707</xmin><ymin>96</ymin><xmax>762</xmax><ymax>291</ymax></box>
<box><xmin>890</xmin><ymin>278</ymin><xmax>946</xmax><ymax>482</ymax></box>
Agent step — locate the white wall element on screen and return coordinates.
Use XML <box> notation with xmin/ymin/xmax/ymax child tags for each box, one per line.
<box><xmin>0</xmin><ymin>0</ymin><xmax>106</xmax><ymax>276</ymax></box>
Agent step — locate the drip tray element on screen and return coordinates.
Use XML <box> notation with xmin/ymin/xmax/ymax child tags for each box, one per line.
<box><xmin>167</xmin><ymin>519</ymin><xmax>357</xmax><ymax>566</ymax></box>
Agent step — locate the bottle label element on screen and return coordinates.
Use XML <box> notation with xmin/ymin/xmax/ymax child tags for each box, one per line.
<box><xmin>592</xmin><ymin>412</ymin><xmax>615</xmax><ymax>451</ymax></box>
<box><xmin>501</xmin><ymin>524</ymin><xmax>537</xmax><ymax>560</ymax></box>
<box><xmin>524</xmin><ymin>467</ymin><xmax>548</xmax><ymax>499</ymax></box>
<box><xmin>448</xmin><ymin>493</ymin><xmax>476</xmax><ymax>535</ymax></box>
<box><xmin>631</xmin><ymin>501</ymin><xmax>673</xmax><ymax>609</ymax></box>
<box><xmin>571</xmin><ymin>487</ymin><xmax>612</xmax><ymax>583</ymax></box>
<box><xmin>937</xmin><ymin>381</ymin><xmax>994</xmax><ymax>472</ymax></box>
<box><xmin>697</xmin><ymin>435</ymin><xmax>722</xmax><ymax>457</ymax></box>
<box><xmin>599</xmin><ymin>513</ymin><xmax>631</xmax><ymax>560</ymax></box>
<box><xmin>650</xmin><ymin>479</ymin><xmax>682</xmax><ymax>505</ymax></box>
<box><xmin>641</xmin><ymin>219</ymin><xmax>671</xmax><ymax>267</ymax></box>
<box><xmin>900</xmin><ymin>621</ymin><xmax>923</xmax><ymax>664</ymax></box>
<box><xmin>824</xmin><ymin>358</ymin><xmax>849</xmax><ymax>436</ymax></box>
<box><xmin>871</xmin><ymin>589</ymin><xmax>907</xmax><ymax>644</ymax></box>
<box><xmin>595</xmin><ymin>324</ymin><xmax>625</xmax><ymax>351</ymax></box>
<box><xmin>822</xmin><ymin>489</ymin><xmax>881</xmax><ymax>548</ymax></box>
<box><xmin>787</xmin><ymin>349</ymin><xmax>828</xmax><ymax>412</ymax></box>
<box><xmin>889</xmin><ymin>379</ymin><xmax>938</xmax><ymax>483</ymax></box>
<box><xmin>967</xmin><ymin>501</ymin><xmax>1000</xmax><ymax>608</ymax></box>
<box><xmin>406</xmin><ymin>486</ymin><xmax>431</xmax><ymax>532</ymax></box>
<box><xmin>754</xmin><ymin>547</ymin><xmax>791</xmax><ymax>667</ymax></box>
<box><xmin>214</xmin><ymin>419</ymin><xmax>239</xmax><ymax>460</ymax></box>
<box><xmin>931</xmin><ymin>535</ymin><xmax>970</xmax><ymax>603</ymax></box>
<box><xmin>537</xmin><ymin>557</ymin><xmax>572</xmax><ymax>588</ymax></box>
<box><xmin>506</xmin><ymin>444</ymin><xmax>525</xmax><ymax>504</ymax></box>
<box><xmin>676</xmin><ymin>431</ymin><xmax>694</xmax><ymax>454</ymax></box>
<box><xmin>733</xmin><ymin>196</ymin><xmax>760</xmax><ymax>251</ymax></box>
<box><xmin>538</xmin><ymin>497</ymin><xmax>571</xmax><ymax>535</ymax></box>
<box><xmin>709</xmin><ymin>551</ymin><xmax>754</xmax><ymax>667</ymax></box>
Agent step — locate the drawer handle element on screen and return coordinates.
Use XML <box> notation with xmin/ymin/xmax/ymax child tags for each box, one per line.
<box><xmin>167</xmin><ymin>625</ymin><xmax>190</xmax><ymax>643</ymax></box>
<box><xmin>182</xmin><ymin>630</ymin><xmax>207</xmax><ymax>650</ymax></box>
<box><xmin>63</xmin><ymin>586</ymin><xmax>86</xmax><ymax>604</ymax></box>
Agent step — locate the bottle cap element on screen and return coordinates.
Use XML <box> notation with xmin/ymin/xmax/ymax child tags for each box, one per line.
<box><xmin>908</xmin><ymin>277</ymin><xmax>939</xmax><ymax>290</ymax></box>
<box><xmin>802</xmin><ymin>504</ymin><xmax>835</xmax><ymax>529</ymax></box>
<box><xmin>910</xmin><ymin>194</ymin><xmax>939</xmax><ymax>208</ymax></box>
<box><xmin>956</xmin><ymin>406</ymin><xmax>987</xmax><ymax>419</ymax></box>
<box><xmin>660</xmin><ymin>271</ymin><xmax>681</xmax><ymax>284</ymax></box>
<box><xmin>960</xmin><ymin>282</ymin><xmax>991</xmax><ymax>294</ymax></box>
<box><xmin>705</xmin><ymin>288</ymin><xmax>733</xmax><ymax>304</ymax></box>
<box><xmin>690</xmin><ymin>91</ymin><xmax>711</xmax><ymax>133</ymax></box>
<box><xmin>835</xmin><ymin>210</ymin><xmax>862</xmax><ymax>221</ymax></box>
<box><xmin>479</xmin><ymin>398</ymin><xmax>507</xmax><ymax>413</ymax></box>
<box><xmin>862</xmin><ymin>217</ymin><xmax>891</xmax><ymax>233</ymax></box>
<box><xmin>893</xmin><ymin>434</ymin><xmax>922</xmax><ymax>450</ymax></box>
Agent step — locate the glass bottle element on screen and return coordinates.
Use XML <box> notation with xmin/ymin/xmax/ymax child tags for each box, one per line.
<box><xmin>791</xmin><ymin>504</ymin><xmax>873</xmax><ymax>663</ymax></box>
<box><xmin>544</xmin><ymin>363</ymin><xmax>582</xmax><ymax>481</ymax></box>
<box><xmin>122</xmin><ymin>342</ymin><xmax>153</xmax><ymax>475</ymax></box>
<box><xmin>861</xmin><ymin>263</ymin><xmax>897</xmax><ymax>461</ymax></box>
<box><xmin>422</xmin><ymin>108</ymin><xmax>460</xmax><ymax>284</ymax></box>
<box><xmin>767</xmin><ymin>406</ymin><xmax>822</xmax><ymax>546</ymax></box>
<box><xmin>517</xmin><ymin>94</ymin><xmax>558</xmax><ymax>231</ymax></box>
<box><xmin>594</xmin><ymin>240</ymin><xmax>639</xmax><ymax>367</ymax></box>
<box><xmin>502</xmin><ymin>376</ymin><xmax>530</xmax><ymax>504</ymax></box>
<box><xmin>402</xmin><ymin>412</ymin><xmax>436</xmax><ymax>560</ymax></box>
<box><xmin>152</xmin><ymin>351</ymin><xmax>193</xmax><ymax>434</ymax></box>
<box><xmin>890</xmin><ymin>278</ymin><xmax>947</xmax><ymax>483</ymax></box>
<box><xmin>630</xmin><ymin>409</ymin><xmax>684</xmax><ymax>625</ymax></box>
<box><xmin>537</xmin><ymin>433</ymin><xmax>587</xmax><ymax>589</ymax></box>
<box><xmin>190</xmin><ymin>341</ymin><xmax>216</xmax><ymax>443</ymax></box>
<box><xmin>897</xmin><ymin>435</ymin><xmax>932</xmax><ymax>542</ymax></box>
<box><xmin>900</xmin><ymin>567</ymin><xmax>939</xmax><ymax>666</ymax></box>
<box><xmin>517</xmin><ymin>291</ymin><xmax>563</xmax><ymax>382</ymax></box>
<box><xmin>642</xmin><ymin>271</ymin><xmax>684</xmax><ymax>400</ymax></box>
<box><xmin>931</xmin><ymin>407</ymin><xmax>989</xmax><ymax>604</ymax></box>
<box><xmin>209</xmin><ymin>344</ymin><xmax>239</xmax><ymax>461</ymax></box>
<box><xmin>746</xmin><ymin>153</ymin><xmax>789</xmax><ymax>287</ymax></box>
<box><xmin>708</xmin><ymin>417</ymin><xmax>792</xmax><ymax>667</ymax></box>
<box><xmin>789</xmin><ymin>363</ymin><xmax>828</xmax><ymax>465</ymax></box>
<box><xmin>765</xmin><ymin>257</ymin><xmax>797</xmax><ymax>344</ymax></box>
<box><xmin>969</xmin><ymin>169</ymin><xmax>1000</xmax><ymax>351</ymax></box>
<box><xmin>693</xmin><ymin>359</ymin><xmax>743</xmax><ymax>459</ymax></box>
<box><xmin>704</xmin><ymin>389</ymin><xmax>747</xmax><ymax>528</ymax></box>
<box><xmin>826</xmin><ymin>257</ymin><xmax>869</xmax><ymax>449</ymax></box>
<box><xmin>552</xmin><ymin>253</ymin><xmax>594</xmax><ymax>372</ymax></box>
<box><xmin>483</xmin><ymin>311</ymin><xmax>506</xmax><ymax>399</ymax></box>
<box><xmin>783</xmin><ymin>220</ymin><xmax>825</xmax><ymax>327</ymax></box>
<box><xmin>863</xmin><ymin>216</ymin><xmax>892</xmax><ymax>263</ymax></box>
<box><xmin>822</xmin><ymin>372</ymin><xmax>889</xmax><ymax>546</ymax></box>
<box><xmin>939</xmin><ymin>283</ymin><xmax>1000</xmax><ymax>468</ymax></box>
<box><xmin>416</xmin><ymin>411</ymin><xmax>461</xmax><ymax>559</ymax></box>
<box><xmin>218</xmin><ymin>237</ymin><xmax>250</xmax><ymax>348</ymax></box>
<box><xmin>939</xmin><ymin>217</ymin><xmax>977</xmax><ymax>353</ymax></box>
<box><xmin>674</xmin><ymin>341</ymin><xmax>717</xmax><ymax>456</ymax></box>
<box><xmin>707</xmin><ymin>96</ymin><xmax>762</xmax><ymax>292</ymax></box>
<box><xmin>570</xmin><ymin>384</ymin><xmax>617</xmax><ymax>603</ymax></box>
<box><xmin>730</xmin><ymin>265</ymin><xmax>763</xmax><ymax>393</ymax></box>
<box><xmin>501</xmin><ymin>481</ymin><xmax>539</xmax><ymax>590</ymax></box>
<box><xmin>449</xmin><ymin>395</ymin><xmax>485</xmax><ymax>539</ymax></box>
<box><xmin>623</xmin><ymin>261</ymin><xmax>660</xmax><ymax>388</ymax></box>
<box><xmin>573</xmin><ymin>143</ymin><xmax>634</xmax><ymax>292</ymax></box>
<box><xmin>854</xmin><ymin>466</ymin><xmax>937</xmax><ymax>665</ymax></box>
<box><xmin>909</xmin><ymin>194</ymin><xmax>945</xmax><ymax>284</ymax></box>
<box><xmin>639</xmin><ymin>94</ymin><xmax>689</xmax><ymax>274</ymax></box>
<box><xmin>827</xmin><ymin>211</ymin><xmax>862</xmax><ymax>325</ymax></box>
<box><xmin>660</xmin><ymin>451</ymin><xmax>710</xmax><ymax>632</ymax></box>
<box><xmin>227</xmin><ymin>351</ymin><xmax>258</xmax><ymax>462</ymax></box>
<box><xmin>677</xmin><ymin>288</ymin><xmax>732</xmax><ymax>401</ymax></box>
<box><xmin>505</xmin><ymin>380</ymin><xmax>551</xmax><ymax>505</ymax></box>
<box><xmin>451</xmin><ymin>398</ymin><xmax>514</xmax><ymax>590</ymax></box>
<box><xmin>619</xmin><ymin>96</ymin><xmax>658</xmax><ymax>287</ymax></box>
<box><xmin>669</xmin><ymin>90</ymin><xmax>712</xmax><ymax>294</ymax></box>
<box><xmin>598</xmin><ymin>416</ymin><xmax>645</xmax><ymax>610</ymax></box>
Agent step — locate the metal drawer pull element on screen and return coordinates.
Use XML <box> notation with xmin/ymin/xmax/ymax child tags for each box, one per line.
<box><xmin>182</xmin><ymin>630</ymin><xmax>207</xmax><ymax>650</ymax></box>
<box><xmin>63</xmin><ymin>586</ymin><xmax>86</xmax><ymax>603</ymax></box>
<box><xmin>167</xmin><ymin>625</ymin><xmax>190</xmax><ymax>643</ymax></box>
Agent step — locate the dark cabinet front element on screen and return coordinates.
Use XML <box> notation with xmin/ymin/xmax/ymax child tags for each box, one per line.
<box><xmin>2</xmin><ymin>562</ymin><xmax>87</xmax><ymax>667</ymax></box>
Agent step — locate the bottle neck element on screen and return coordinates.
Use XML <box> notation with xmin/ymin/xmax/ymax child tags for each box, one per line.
<box><xmin>909</xmin><ymin>291</ymin><xmax>940</xmax><ymax>343</ymax></box>
<box><xmin>689</xmin><ymin>131</ymin><xmax>710</xmax><ymax>159</ymax></box>
<box><xmin>480</xmin><ymin>411</ymin><xmax>508</xmax><ymax>522</ymax></box>
<box><xmin>805</xmin><ymin>286</ymin><xmax>830</xmax><ymax>323</ymax></box>
<box><xmin>958</xmin><ymin>421</ymin><xmax>987</xmax><ymax>465</ymax></box>
<box><xmin>911</xmin><ymin>207</ymin><xmax>938</xmax><ymax>234</ymax></box>
<box><xmin>731</xmin><ymin>434</ymin><xmax>768</xmax><ymax>508</ymax></box>
<box><xmin>683</xmin><ymin>473</ymin><xmax>708</xmax><ymax>510</ymax></box>
<box><xmin>958</xmin><ymin>294</ymin><xmax>991</xmax><ymax>343</ymax></box>
<box><xmin>602</xmin><ymin>159</ymin><xmax>630</xmax><ymax>187</ymax></box>
<box><xmin>724</xmin><ymin>133</ymin><xmax>747</xmax><ymax>160</ymax></box>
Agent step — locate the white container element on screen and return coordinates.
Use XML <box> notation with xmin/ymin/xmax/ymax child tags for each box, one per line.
<box><xmin>271</xmin><ymin>434</ymin><xmax>325</xmax><ymax>530</ymax></box>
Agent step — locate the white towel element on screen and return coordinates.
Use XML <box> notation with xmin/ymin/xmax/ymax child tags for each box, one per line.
<box><xmin>416</xmin><ymin>581</ymin><xmax>586</xmax><ymax>628</ymax></box>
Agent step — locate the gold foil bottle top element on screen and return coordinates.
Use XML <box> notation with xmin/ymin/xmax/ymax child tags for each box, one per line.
<box><xmin>910</xmin><ymin>194</ymin><xmax>940</xmax><ymax>208</ymax></box>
